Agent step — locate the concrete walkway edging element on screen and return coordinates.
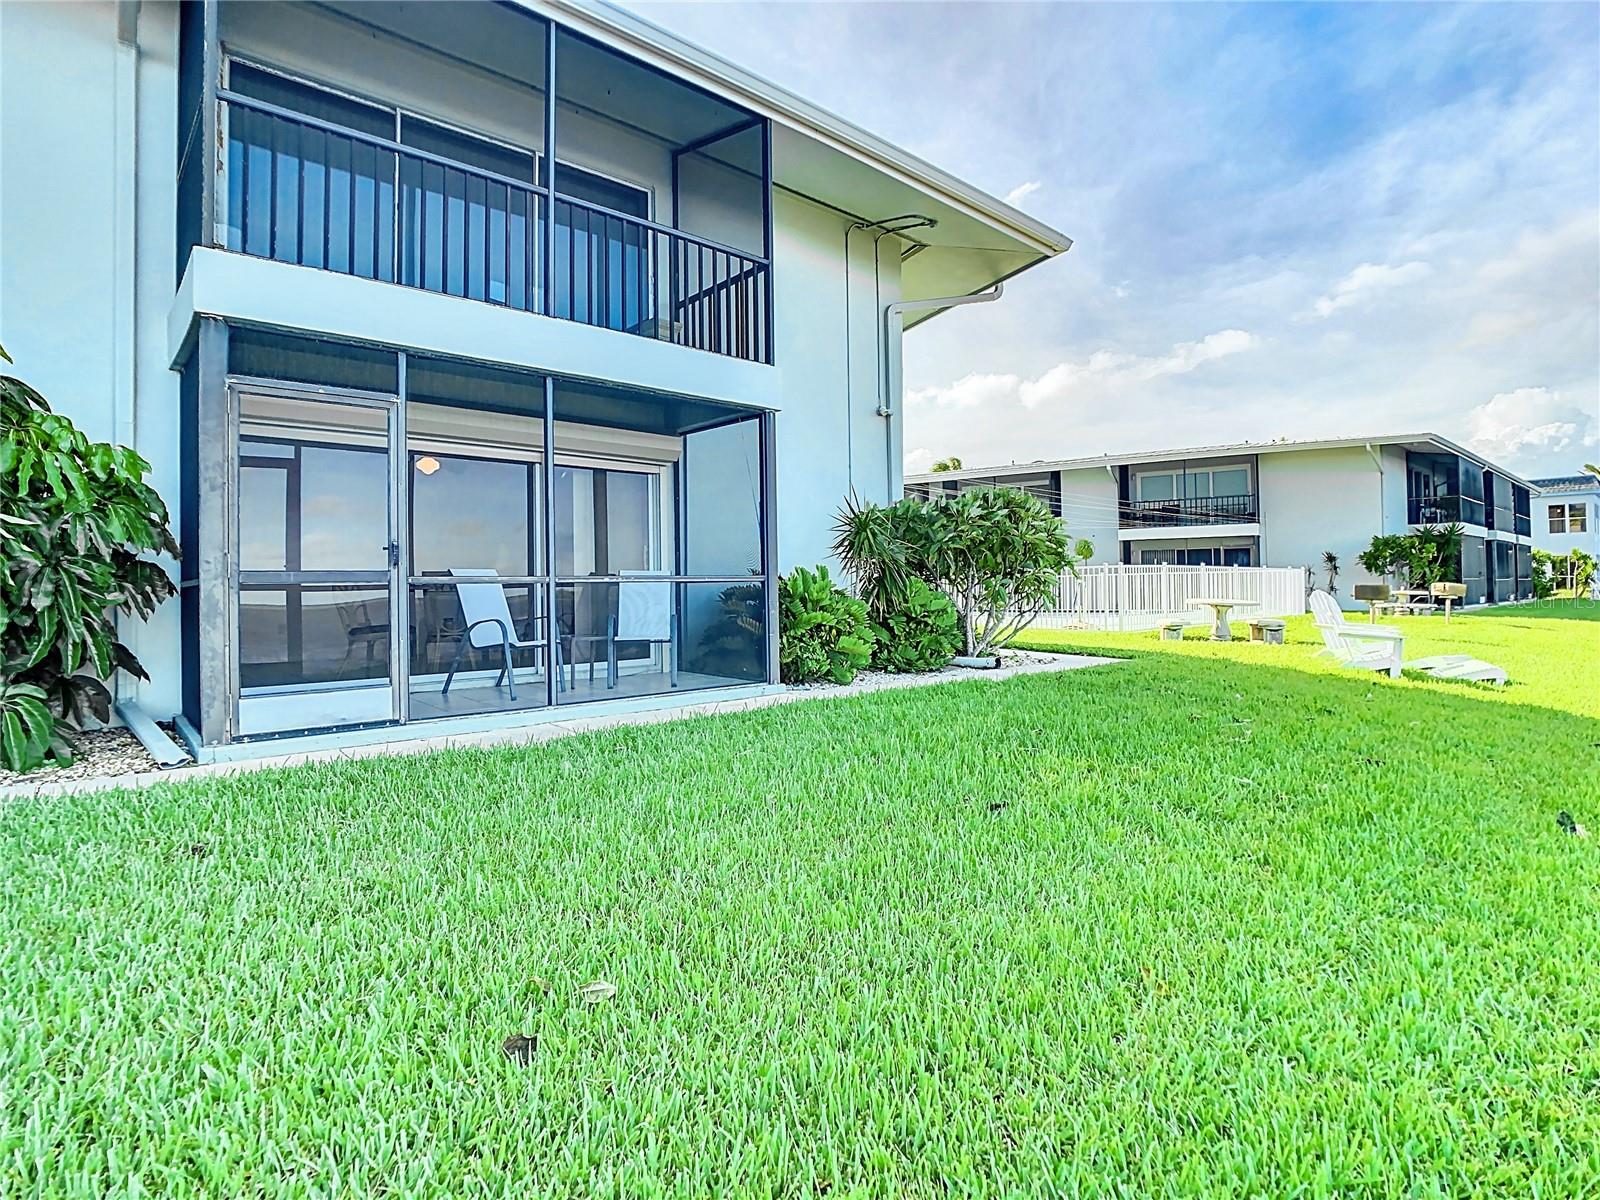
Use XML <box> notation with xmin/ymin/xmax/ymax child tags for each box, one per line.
<box><xmin>1</xmin><ymin>653</ymin><xmax>1120</xmax><ymax>800</ymax></box>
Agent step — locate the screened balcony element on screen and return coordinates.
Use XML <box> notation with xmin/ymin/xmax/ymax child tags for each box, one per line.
<box><xmin>180</xmin><ymin>1</ymin><xmax>773</xmax><ymax>364</ymax></box>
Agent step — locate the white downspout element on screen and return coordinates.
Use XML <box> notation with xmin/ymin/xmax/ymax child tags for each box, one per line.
<box><xmin>1364</xmin><ymin>442</ymin><xmax>1385</xmax><ymax>534</ymax></box>
<box><xmin>879</xmin><ymin>283</ymin><xmax>1005</xmax><ymax>500</ymax></box>
<box><xmin>113</xmin><ymin>2</ymin><xmax>141</xmax><ymax>708</ymax></box>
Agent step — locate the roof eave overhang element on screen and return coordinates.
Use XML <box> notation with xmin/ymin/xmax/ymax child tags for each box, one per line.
<box><xmin>908</xmin><ymin>433</ymin><xmax>1539</xmax><ymax>489</ymax></box>
<box><xmin>519</xmin><ymin>0</ymin><xmax>1073</xmax><ymax>259</ymax></box>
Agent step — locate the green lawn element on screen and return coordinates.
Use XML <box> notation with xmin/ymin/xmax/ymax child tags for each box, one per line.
<box><xmin>3</xmin><ymin>603</ymin><xmax>1597</xmax><ymax>1197</ymax></box>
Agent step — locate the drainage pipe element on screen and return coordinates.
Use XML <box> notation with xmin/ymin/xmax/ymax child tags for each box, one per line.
<box><xmin>114</xmin><ymin>699</ymin><xmax>192</xmax><ymax>769</ymax></box>
<box><xmin>842</xmin><ymin>214</ymin><xmax>935</xmax><ymax>493</ymax></box>
<box><xmin>1364</xmin><ymin>442</ymin><xmax>1386</xmax><ymax>535</ymax></box>
<box><xmin>879</xmin><ymin>282</ymin><xmax>1006</xmax><ymax>499</ymax></box>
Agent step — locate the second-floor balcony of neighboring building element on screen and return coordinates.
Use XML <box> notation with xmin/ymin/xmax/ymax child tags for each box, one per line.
<box><xmin>1407</xmin><ymin>494</ymin><xmax>1484</xmax><ymax>526</ymax></box>
<box><xmin>1120</xmin><ymin>492</ymin><xmax>1259</xmax><ymax>528</ymax></box>
<box><xmin>182</xmin><ymin>2</ymin><xmax>774</xmax><ymax>364</ymax></box>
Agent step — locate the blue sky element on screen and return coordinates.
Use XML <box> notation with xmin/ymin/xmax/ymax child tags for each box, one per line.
<box><xmin>627</xmin><ymin>0</ymin><xmax>1599</xmax><ymax>479</ymax></box>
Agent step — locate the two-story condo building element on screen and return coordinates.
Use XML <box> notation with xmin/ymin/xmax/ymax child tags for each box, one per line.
<box><xmin>907</xmin><ymin>434</ymin><xmax>1537</xmax><ymax>607</ymax></box>
<box><xmin>0</xmin><ymin>0</ymin><xmax>1070</xmax><ymax>758</ymax></box>
<box><xmin>1530</xmin><ymin>473</ymin><xmax>1599</xmax><ymax>575</ymax></box>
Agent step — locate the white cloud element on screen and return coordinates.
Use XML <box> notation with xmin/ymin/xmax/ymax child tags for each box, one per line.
<box><xmin>902</xmin><ymin>446</ymin><xmax>935</xmax><ymax>474</ymax></box>
<box><xmin>1004</xmin><ymin>180</ymin><xmax>1042</xmax><ymax>207</ymax></box>
<box><xmin>1467</xmin><ymin>387</ymin><xmax>1598</xmax><ymax>462</ymax></box>
<box><xmin>1019</xmin><ymin>329</ymin><xmax>1258</xmax><ymax>408</ymax></box>
<box><xmin>906</xmin><ymin>371</ymin><xmax>1021</xmax><ymax>409</ymax></box>
<box><xmin>1310</xmin><ymin>261</ymin><xmax>1432</xmax><ymax>319</ymax></box>
<box><xmin>906</xmin><ymin>331</ymin><xmax>1257</xmax><ymax>415</ymax></box>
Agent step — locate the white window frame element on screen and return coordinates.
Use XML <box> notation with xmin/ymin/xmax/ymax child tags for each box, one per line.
<box><xmin>1135</xmin><ymin>462</ymin><xmax>1252</xmax><ymax>503</ymax></box>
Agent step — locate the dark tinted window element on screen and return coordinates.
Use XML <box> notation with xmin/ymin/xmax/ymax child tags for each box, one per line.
<box><xmin>402</xmin><ymin>116</ymin><xmax>536</xmax><ymax>184</ymax></box>
<box><xmin>555</xmin><ymin>163</ymin><xmax>649</xmax><ymax>217</ymax></box>
<box><xmin>230</xmin><ymin>62</ymin><xmax>394</xmax><ymax>138</ymax></box>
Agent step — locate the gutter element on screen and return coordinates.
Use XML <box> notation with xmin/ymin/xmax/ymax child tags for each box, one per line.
<box><xmin>879</xmin><ymin>283</ymin><xmax>1006</xmax><ymax>501</ymax></box>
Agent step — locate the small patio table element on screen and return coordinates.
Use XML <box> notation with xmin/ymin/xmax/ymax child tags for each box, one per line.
<box><xmin>1186</xmin><ymin>597</ymin><xmax>1258</xmax><ymax>642</ymax></box>
<box><xmin>1390</xmin><ymin>588</ymin><xmax>1433</xmax><ymax>616</ymax></box>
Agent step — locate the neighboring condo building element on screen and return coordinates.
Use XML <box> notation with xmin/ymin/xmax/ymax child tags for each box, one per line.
<box><xmin>907</xmin><ymin>434</ymin><xmax>1538</xmax><ymax>607</ymax></box>
<box><xmin>1530</xmin><ymin>473</ymin><xmax>1599</xmax><ymax>567</ymax></box>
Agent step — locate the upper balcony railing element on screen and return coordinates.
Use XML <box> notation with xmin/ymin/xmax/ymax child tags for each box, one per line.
<box><xmin>1407</xmin><ymin>494</ymin><xmax>1487</xmax><ymax>526</ymax></box>
<box><xmin>217</xmin><ymin>91</ymin><xmax>772</xmax><ymax>365</ymax></box>
<box><xmin>1120</xmin><ymin>493</ymin><xmax>1259</xmax><ymax>528</ymax></box>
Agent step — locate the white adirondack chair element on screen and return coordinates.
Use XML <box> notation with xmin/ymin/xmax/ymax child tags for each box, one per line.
<box><xmin>1310</xmin><ymin>589</ymin><xmax>1508</xmax><ymax>685</ymax></box>
<box><xmin>1309</xmin><ymin>589</ymin><xmax>1405</xmax><ymax>678</ymax></box>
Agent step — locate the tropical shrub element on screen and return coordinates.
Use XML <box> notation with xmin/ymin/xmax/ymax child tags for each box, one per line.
<box><xmin>1534</xmin><ymin>547</ymin><xmax>1596</xmax><ymax>598</ymax></box>
<box><xmin>831</xmin><ymin>493</ymin><xmax>946</xmax><ymax>621</ymax></box>
<box><xmin>936</xmin><ymin>487</ymin><xmax>1069</xmax><ymax>656</ymax></box>
<box><xmin>1356</xmin><ymin>534</ymin><xmax>1410</xmax><ymax>585</ymax></box>
<box><xmin>1356</xmin><ymin>524</ymin><xmax>1465</xmax><ymax>590</ymax></box>
<box><xmin>871</xmin><ymin>578</ymin><xmax>959</xmax><ymax>673</ymax></box>
<box><xmin>0</xmin><ymin>347</ymin><xmax>178</xmax><ymax>772</ymax></box>
<box><xmin>833</xmin><ymin>488</ymin><xmax>1068</xmax><ymax>659</ymax></box>
<box><xmin>777</xmin><ymin>565</ymin><xmax>875</xmax><ymax>684</ymax></box>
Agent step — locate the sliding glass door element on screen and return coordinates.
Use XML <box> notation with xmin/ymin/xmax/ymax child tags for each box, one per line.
<box><xmin>233</xmin><ymin>384</ymin><xmax>402</xmax><ymax>737</ymax></box>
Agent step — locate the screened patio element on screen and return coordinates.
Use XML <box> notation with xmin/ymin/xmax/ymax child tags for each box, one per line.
<box><xmin>182</xmin><ymin>324</ymin><xmax>774</xmax><ymax>745</ymax></box>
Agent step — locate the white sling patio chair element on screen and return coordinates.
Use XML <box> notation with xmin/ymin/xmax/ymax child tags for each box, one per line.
<box><xmin>441</xmin><ymin>569</ymin><xmax>555</xmax><ymax>701</ymax></box>
<box><xmin>607</xmin><ymin>570</ymin><xmax>677</xmax><ymax>689</ymax></box>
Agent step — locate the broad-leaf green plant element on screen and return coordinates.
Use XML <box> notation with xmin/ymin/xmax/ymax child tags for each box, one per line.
<box><xmin>0</xmin><ymin>345</ymin><xmax>179</xmax><ymax>772</ymax></box>
<box><xmin>871</xmin><ymin>577</ymin><xmax>959</xmax><ymax>673</ymax></box>
<box><xmin>777</xmin><ymin>565</ymin><xmax>875</xmax><ymax>684</ymax></box>
<box><xmin>935</xmin><ymin>487</ymin><xmax>1069</xmax><ymax>657</ymax></box>
<box><xmin>1357</xmin><ymin>525</ymin><xmax>1465</xmax><ymax>591</ymax></box>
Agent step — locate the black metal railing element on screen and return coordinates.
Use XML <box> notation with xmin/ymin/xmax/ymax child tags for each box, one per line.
<box><xmin>218</xmin><ymin>92</ymin><xmax>771</xmax><ymax>364</ymax></box>
<box><xmin>1120</xmin><ymin>493</ymin><xmax>1258</xmax><ymax>527</ymax></box>
<box><xmin>1407</xmin><ymin>495</ymin><xmax>1486</xmax><ymax>526</ymax></box>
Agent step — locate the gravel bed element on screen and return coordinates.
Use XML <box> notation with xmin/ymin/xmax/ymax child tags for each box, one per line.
<box><xmin>787</xmin><ymin>648</ymin><xmax>1069</xmax><ymax>691</ymax></box>
<box><xmin>0</xmin><ymin>725</ymin><xmax>190</xmax><ymax>788</ymax></box>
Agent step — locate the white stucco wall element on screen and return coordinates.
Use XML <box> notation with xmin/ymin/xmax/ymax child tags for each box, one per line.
<box><xmin>1258</xmin><ymin>447</ymin><xmax>1386</xmax><ymax>606</ymax></box>
<box><xmin>771</xmin><ymin>188</ymin><xmax>903</xmax><ymax>570</ymax></box>
<box><xmin>1057</xmin><ymin>466</ymin><xmax>1121</xmax><ymax>564</ymax></box>
<box><xmin>1</xmin><ymin>0</ymin><xmax>184</xmax><ymax>714</ymax></box>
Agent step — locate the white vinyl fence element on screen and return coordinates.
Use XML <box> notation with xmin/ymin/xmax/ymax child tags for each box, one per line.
<box><xmin>1029</xmin><ymin>564</ymin><xmax>1308</xmax><ymax>632</ymax></box>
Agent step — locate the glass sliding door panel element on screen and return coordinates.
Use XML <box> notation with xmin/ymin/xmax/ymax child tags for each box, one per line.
<box><xmin>405</xmin><ymin>450</ymin><xmax>550</xmax><ymax>716</ymax></box>
<box><xmin>553</xmin><ymin>465</ymin><xmax>659</xmax><ymax>576</ymax></box>
<box><xmin>1138</xmin><ymin>473</ymin><xmax>1175</xmax><ymax>502</ymax></box>
<box><xmin>1211</xmin><ymin>468</ymin><xmax>1249</xmax><ymax>497</ymax></box>
<box><xmin>552</xmin><ymin>460</ymin><xmax>669</xmax><ymax>705</ymax></box>
<box><xmin>411</xmin><ymin>454</ymin><xmax>536</xmax><ymax>577</ymax></box>
<box><xmin>235</xmin><ymin>390</ymin><xmax>398</xmax><ymax>737</ymax></box>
